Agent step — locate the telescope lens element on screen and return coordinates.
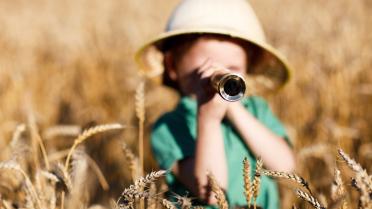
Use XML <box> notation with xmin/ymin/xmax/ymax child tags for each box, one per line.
<box><xmin>224</xmin><ymin>79</ymin><xmax>241</xmax><ymax>96</ymax></box>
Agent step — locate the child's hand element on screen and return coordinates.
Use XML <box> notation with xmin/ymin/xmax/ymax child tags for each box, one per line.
<box><xmin>194</xmin><ymin>59</ymin><xmax>229</xmax><ymax>121</ymax></box>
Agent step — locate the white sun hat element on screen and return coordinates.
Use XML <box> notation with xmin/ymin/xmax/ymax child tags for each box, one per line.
<box><xmin>136</xmin><ymin>0</ymin><xmax>292</xmax><ymax>92</ymax></box>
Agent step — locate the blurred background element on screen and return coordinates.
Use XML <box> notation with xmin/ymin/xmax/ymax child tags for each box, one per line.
<box><xmin>0</xmin><ymin>0</ymin><xmax>371</xmax><ymax>208</ymax></box>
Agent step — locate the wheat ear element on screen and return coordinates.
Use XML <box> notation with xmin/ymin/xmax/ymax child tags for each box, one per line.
<box><xmin>243</xmin><ymin>157</ymin><xmax>253</xmax><ymax>205</ymax></box>
<box><xmin>338</xmin><ymin>149</ymin><xmax>363</xmax><ymax>172</ymax></box>
<box><xmin>331</xmin><ymin>168</ymin><xmax>345</xmax><ymax>200</ymax></box>
<box><xmin>355</xmin><ymin>172</ymin><xmax>372</xmax><ymax>209</ymax></box>
<box><xmin>0</xmin><ymin>161</ymin><xmax>42</xmax><ymax>209</ymax></box>
<box><xmin>52</xmin><ymin>163</ymin><xmax>72</xmax><ymax>193</ymax></box>
<box><xmin>338</xmin><ymin>148</ymin><xmax>371</xmax><ymax>208</ymax></box>
<box><xmin>330</xmin><ymin>167</ymin><xmax>350</xmax><ymax>209</ymax></box>
<box><xmin>261</xmin><ymin>169</ymin><xmax>312</xmax><ymax>194</ymax></box>
<box><xmin>295</xmin><ymin>189</ymin><xmax>326</xmax><ymax>209</ymax></box>
<box><xmin>252</xmin><ymin>158</ymin><xmax>263</xmax><ymax>209</ymax></box>
<box><xmin>161</xmin><ymin>199</ymin><xmax>177</xmax><ymax>209</ymax></box>
<box><xmin>64</xmin><ymin>123</ymin><xmax>123</xmax><ymax>171</ymax></box>
<box><xmin>1</xmin><ymin>200</ymin><xmax>13</xmax><ymax>209</ymax></box>
<box><xmin>207</xmin><ymin>172</ymin><xmax>228</xmax><ymax>209</ymax></box>
<box><xmin>43</xmin><ymin>125</ymin><xmax>81</xmax><ymax>140</ymax></box>
<box><xmin>10</xmin><ymin>124</ymin><xmax>26</xmax><ymax>147</ymax></box>
<box><xmin>173</xmin><ymin>193</ymin><xmax>192</xmax><ymax>209</ymax></box>
<box><xmin>118</xmin><ymin>170</ymin><xmax>166</xmax><ymax>206</ymax></box>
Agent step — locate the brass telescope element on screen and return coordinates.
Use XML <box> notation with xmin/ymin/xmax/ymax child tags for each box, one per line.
<box><xmin>210</xmin><ymin>71</ymin><xmax>246</xmax><ymax>102</ymax></box>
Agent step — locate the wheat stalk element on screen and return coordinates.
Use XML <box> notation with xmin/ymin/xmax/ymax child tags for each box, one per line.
<box><xmin>122</xmin><ymin>143</ymin><xmax>139</xmax><ymax>181</ymax></box>
<box><xmin>28</xmin><ymin>111</ymin><xmax>51</xmax><ymax>170</ymax></box>
<box><xmin>86</xmin><ymin>154</ymin><xmax>110</xmax><ymax>191</ymax></box>
<box><xmin>207</xmin><ymin>172</ymin><xmax>228</xmax><ymax>209</ymax></box>
<box><xmin>64</xmin><ymin>123</ymin><xmax>124</xmax><ymax>171</ymax></box>
<box><xmin>147</xmin><ymin>182</ymin><xmax>157</xmax><ymax>209</ymax></box>
<box><xmin>135</xmin><ymin>81</ymin><xmax>145</xmax><ymax>209</ymax></box>
<box><xmin>135</xmin><ymin>81</ymin><xmax>145</xmax><ymax>177</ymax></box>
<box><xmin>67</xmin><ymin>149</ymin><xmax>89</xmax><ymax>209</ymax></box>
<box><xmin>296</xmin><ymin>189</ymin><xmax>326</xmax><ymax>209</ymax></box>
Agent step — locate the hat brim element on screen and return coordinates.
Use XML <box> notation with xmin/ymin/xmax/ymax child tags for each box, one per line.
<box><xmin>135</xmin><ymin>28</ymin><xmax>292</xmax><ymax>92</ymax></box>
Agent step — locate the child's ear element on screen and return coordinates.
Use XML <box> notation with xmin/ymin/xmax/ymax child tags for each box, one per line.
<box><xmin>164</xmin><ymin>52</ymin><xmax>178</xmax><ymax>81</ymax></box>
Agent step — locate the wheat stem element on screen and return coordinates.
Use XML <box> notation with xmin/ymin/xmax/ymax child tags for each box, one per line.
<box><xmin>28</xmin><ymin>113</ymin><xmax>50</xmax><ymax>170</ymax></box>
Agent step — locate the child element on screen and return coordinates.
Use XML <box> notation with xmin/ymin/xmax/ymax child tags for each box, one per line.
<box><xmin>136</xmin><ymin>0</ymin><xmax>295</xmax><ymax>208</ymax></box>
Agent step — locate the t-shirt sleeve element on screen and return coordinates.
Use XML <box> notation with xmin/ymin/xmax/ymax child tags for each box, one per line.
<box><xmin>250</xmin><ymin>96</ymin><xmax>291</xmax><ymax>146</ymax></box>
<box><xmin>150</xmin><ymin>113</ymin><xmax>195</xmax><ymax>170</ymax></box>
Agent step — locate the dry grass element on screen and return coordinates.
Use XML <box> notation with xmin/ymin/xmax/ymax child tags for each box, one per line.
<box><xmin>0</xmin><ymin>0</ymin><xmax>371</xmax><ymax>208</ymax></box>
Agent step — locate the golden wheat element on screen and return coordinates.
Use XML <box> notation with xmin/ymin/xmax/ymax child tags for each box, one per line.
<box><xmin>207</xmin><ymin>172</ymin><xmax>228</xmax><ymax>209</ymax></box>
<box><xmin>118</xmin><ymin>170</ymin><xmax>166</xmax><ymax>207</ymax></box>
<box><xmin>161</xmin><ymin>199</ymin><xmax>177</xmax><ymax>209</ymax></box>
<box><xmin>252</xmin><ymin>158</ymin><xmax>263</xmax><ymax>209</ymax></box>
<box><xmin>261</xmin><ymin>169</ymin><xmax>312</xmax><ymax>194</ymax></box>
<box><xmin>295</xmin><ymin>189</ymin><xmax>325</xmax><ymax>209</ymax></box>
<box><xmin>64</xmin><ymin>123</ymin><xmax>124</xmax><ymax>171</ymax></box>
<box><xmin>0</xmin><ymin>0</ymin><xmax>372</xmax><ymax>208</ymax></box>
<box><xmin>243</xmin><ymin>157</ymin><xmax>253</xmax><ymax>205</ymax></box>
<box><xmin>0</xmin><ymin>161</ymin><xmax>42</xmax><ymax>209</ymax></box>
<box><xmin>122</xmin><ymin>143</ymin><xmax>139</xmax><ymax>181</ymax></box>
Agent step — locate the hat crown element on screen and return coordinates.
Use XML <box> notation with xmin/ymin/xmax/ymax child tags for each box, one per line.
<box><xmin>166</xmin><ymin>0</ymin><xmax>266</xmax><ymax>42</ymax></box>
<box><xmin>135</xmin><ymin>0</ymin><xmax>292</xmax><ymax>91</ymax></box>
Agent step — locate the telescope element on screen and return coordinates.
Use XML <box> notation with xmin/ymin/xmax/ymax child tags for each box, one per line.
<box><xmin>210</xmin><ymin>71</ymin><xmax>246</xmax><ymax>102</ymax></box>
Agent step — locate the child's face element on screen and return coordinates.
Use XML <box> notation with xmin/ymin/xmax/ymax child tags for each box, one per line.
<box><xmin>166</xmin><ymin>36</ymin><xmax>248</xmax><ymax>95</ymax></box>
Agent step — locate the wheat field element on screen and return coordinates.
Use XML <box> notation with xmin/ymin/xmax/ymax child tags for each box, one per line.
<box><xmin>0</xmin><ymin>0</ymin><xmax>371</xmax><ymax>208</ymax></box>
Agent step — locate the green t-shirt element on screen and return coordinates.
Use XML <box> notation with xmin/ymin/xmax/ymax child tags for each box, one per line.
<box><xmin>151</xmin><ymin>96</ymin><xmax>290</xmax><ymax>209</ymax></box>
